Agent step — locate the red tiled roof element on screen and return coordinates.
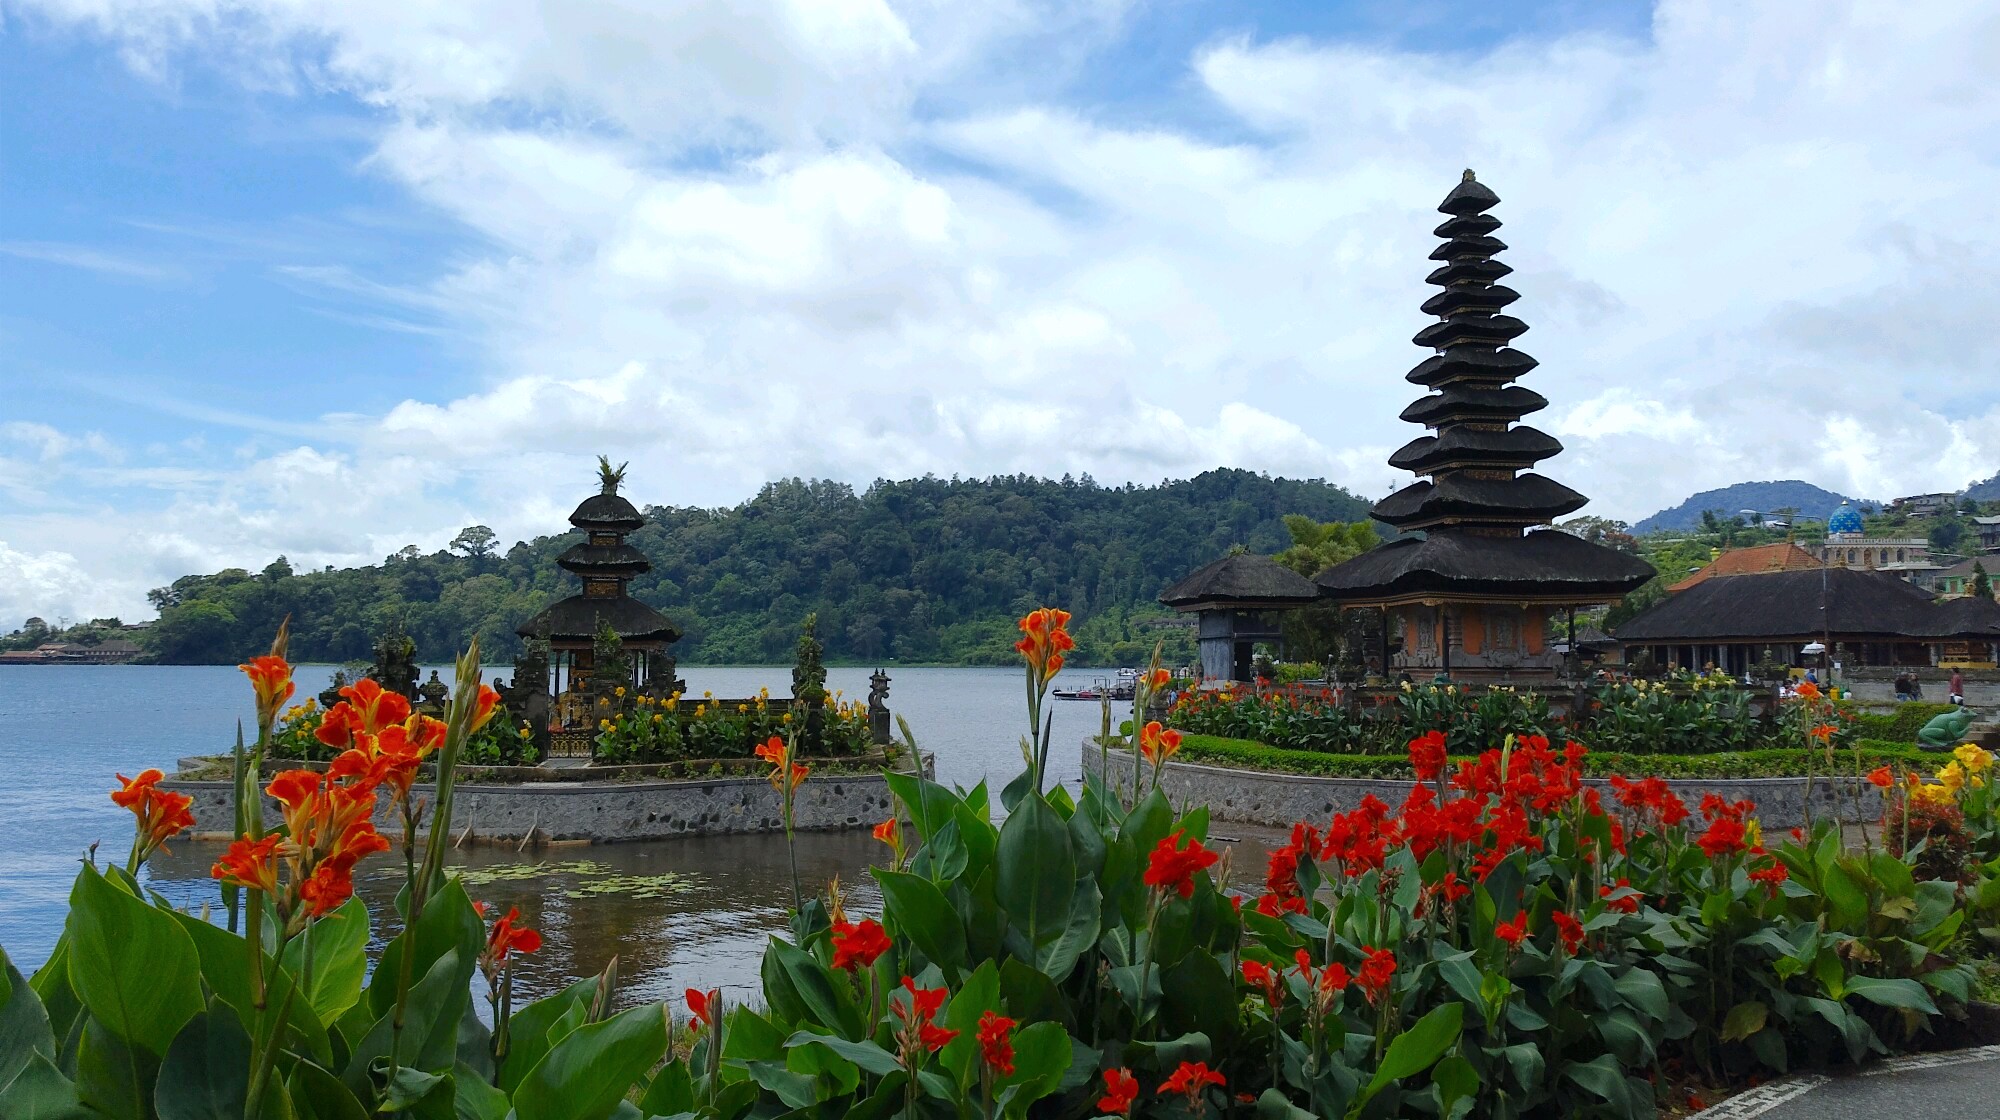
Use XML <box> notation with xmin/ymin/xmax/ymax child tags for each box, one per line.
<box><xmin>1668</xmin><ymin>543</ymin><xmax>1822</xmax><ymax>592</ymax></box>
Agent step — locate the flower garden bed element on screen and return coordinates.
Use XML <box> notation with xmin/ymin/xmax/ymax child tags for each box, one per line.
<box><xmin>12</xmin><ymin>615</ymin><xmax>2000</xmax><ymax>1120</ymax></box>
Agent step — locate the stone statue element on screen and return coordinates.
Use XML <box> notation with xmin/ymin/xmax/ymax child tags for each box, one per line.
<box><xmin>418</xmin><ymin>670</ymin><xmax>449</xmax><ymax>713</ymax></box>
<box><xmin>368</xmin><ymin>624</ymin><xmax>422</xmax><ymax>701</ymax></box>
<box><xmin>318</xmin><ymin>669</ymin><xmax>350</xmax><ymax>711</ymax></box>
<box><xmin>868</xmin><ymin>669</ymin><xmax>892</xmax><ymax>746</ymax></box>
<box><xmin>1918</xmin><ymin>707</ymin><xmax>1979</xmax><ymax>750</ymax></box>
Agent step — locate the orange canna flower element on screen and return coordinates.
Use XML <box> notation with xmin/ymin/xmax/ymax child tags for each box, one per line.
<box><xmin>755</xmin><ymin>736</ymin><xmax>788</xmax><ymax>768</ymax></box>
<box><xmin>112</xmin><ymin>769</ymin><xmax>196</xmax><ymax>860</ymax></box>
<box><xmin>1014</xmin><ymin>607</ymin><xmax>1075</xmax><ymax>684</ymax></box>
<box><xmin>1868</xmin><ymin>766</ymin><xmax>1894</xmax><ymax>789</ymax></box>
<box><xmin>1138</xmin><ymin>721</ymin><xmax>1182</xmax><ymax>766</ymax></box>
<box><xmin>240</xmin><ymin>654</ymin><xmax>296</xmax><ymax>720</ymax></box>
<box><xmin>872</xmin><ymin>816</ymin><xmax>903</xmax><ymax>858</ymax></box>
<box><xmin>1808</xmin><ymin>724</ymin><xmax>1836</xmax><ymax>742</ymax></box>
<box><xmin>470</xmin><ymin>684</ymin><xmax>502</xmax><ymax>733</ymax></box>
<box><xmin>211</xmin><ymin>835</ymin><xmax>283</xmax><ymax>895</ymax></box>
<box><xmin>1147</xmin><ymin>667</ymin><xmax>1171</xmax><ymax>691</ymax></box>
<box><xmin>1795</xmin><ymin>681</ymin><xmax>1821</xmax><ymax>701</ymax></box>
<box><xmin>339</xmin><ymin>678</ymin><xmax>413</xmax><ymax>735</ymax></box>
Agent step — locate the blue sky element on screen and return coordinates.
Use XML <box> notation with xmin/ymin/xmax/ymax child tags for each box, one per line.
<box><xmin>1</xmin><ymin>0</ymin><xmax>1996</xmax><ymax>624</ymax></box>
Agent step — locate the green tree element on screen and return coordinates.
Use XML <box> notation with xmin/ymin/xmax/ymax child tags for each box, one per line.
<box><xmin>450</xmin><ymin>524</ymin><xmax>499</xmax><ymax>561</ymax></box>
<box><xmin>1974</xmin><ymin>560</ymin><xmax>1994</xmax><ymax>601</ymax></box>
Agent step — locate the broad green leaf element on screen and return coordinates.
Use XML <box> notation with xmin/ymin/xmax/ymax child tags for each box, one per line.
<box><xmin>745</xmin><ymin>1061</ymin><xmax>818</xmax><ymax>1109</ymax></box>
<box><xmin>1612</xmin><ymin>968</ymin><xmax>1669</xmax><ymax>1022</ymax></box>
<box><xmin>1362</xmin><ymin>1002</ymin><xmax>1461</xmax><ymax>1101</ymax></box>
<box><xmin>1821</xmin><ymin>863</ymin><xmax>1869</xmax><ymax>931</ymax></box>
<box><xmin>1432</xmin><ymin>1054</ymin><xmax>1479</xmax><ymax>1120</ymax></box>
<box><xmin>1</xmin><ymin>946</ymin><xmax>58</xmax><ymax>1090</ymax></box>
<box><xmin>497</xmin><ymin>977</ymin><xmax>598</xmax><ymax>1093</ymax></box>
<box><xmin>1843</xmin><ymin>976</ymin><xmax>1938</xmax><ymax>1014</ymax></box>
<box><xmin>875</xmin><ymin>870</ymin><xmax>968</xmax><ymax>979</ymax></box>
<box><xmin>995</xmin><ymin>796</ymin><xmax>1075</xmax><ymax>961</ymax></box>
<box><xmin>379</xmin><ymin>1066</ymin><xmax>454</xmax><ymax>1120</ymax></box>
<box><xmin>635</xmin><ymin>1060</ymin><xmax>694</xmax><ymax>1117</ymax></box>
<box><xmin>76</xmin><ymin>1016</ymin><xmax>158</xmax><ymax>1120</ymax></box>
<box><xmin>1722</xmin><ymin>1001</ymin><xmax>1769</xmax><ymax>1042</ymax></box>
<box><xmin>511</xmin><ymin>1002</ymin><xmax>668</xmax><ymax>1120</ymax></box>
<box><xmin>782</xmin><ymin>1032</ymin><xmax>903</xmax><ymax>1077</ymax></box>
<box><xmin>938</xmin><ymin>961</ymin><xmax>1001</xmax><ymax>1089</ymax></box>
<box><xmin>155</xmin><ymin>1007</ymin><xmax>252</xmax><ymax>1120</ymax></box>
<box><xmin>281</xmin><ymin>897</ymin><xmax>370</xmax><ymax>1024</ymax></box>
<box><xmin>286</xmin><ymin>1061</ymin><xmax>369</xmax><ymax>1120</ymax></box>
<box><xmin>0</xmin><ymin>1050</ymin><xmax>90</xmax><ymax>1120</ymax></box>
<box><xmin>1561</xmin><ymin>1054</ymin><xmax>1641</xmax><ymax>1115</ymax></box>
<box><xmin>767</xmin><ymin>938</ymin><xmax>856</xmax><ymax>1037</ymax></box>
<box><xmin>1000</xmin><ymin>1022</ymin><xmax>1070</xmax><ymax>1117</ymax></box>
<box><xmin>1254</xmin><ymin>1088</ymin><xmax>1316</xmax><ymax>1120</ymax></box>
<box><xmin>452</xmin><ymin>1063</ymin><xmax>508</xmax><ymax>1120</ymax></box>
<box><xmin>1035</xmin><ymin>876</ymin><xmax>1101</xmax><ymax>983</ymax></box>
<box><xmin>66</xmin><ymin>865</ymin><xmax>202</xmax><ymax>1056</ymax></box>
<box><xmin>370</xmin><ymin>880</ymin><xmax>483</xmax><ymax>1020</ymax></box>
<box><xmin>340</xmin><ymin>948</ymin><xmax>472</xmax><ymax>1097</ymax></box>
<box><xmin>168</xmin><ymin>910</ymin><xmax>330</xmax><ymax>1068</ymax></box>
<box><xmin>883</xmin><ymin>773</ymin><xmax>965</xmax><ymax>842</ymax></box>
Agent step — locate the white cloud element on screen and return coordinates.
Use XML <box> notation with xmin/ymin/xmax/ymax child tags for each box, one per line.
<box><xmin>4</xmin><ymin>0</ymin><xmax>2000</xmax><ymax>621</ymax></box>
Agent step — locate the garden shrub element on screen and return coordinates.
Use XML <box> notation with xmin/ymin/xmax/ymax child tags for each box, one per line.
<box><xmin>1852</xmin><ymin>702</ymin><xmax>1960</xmax><ymax>743</ymax></box>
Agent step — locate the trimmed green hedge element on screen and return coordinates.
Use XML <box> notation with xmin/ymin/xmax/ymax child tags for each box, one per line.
<box><xmin>1850</xmin><ymin>701</ymin><xmax>1959</xmax><ymax>742</ymax></box>
<box><xmin>1163</xmin><ymin>732</ymin><xmax>1947</xmax><ymax>780</ymax></box>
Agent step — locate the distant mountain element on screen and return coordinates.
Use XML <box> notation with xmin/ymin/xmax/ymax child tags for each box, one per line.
<box><xmin>1966</xmin><ymin>471</ymin><xmax>2000</xmax><ymax>501</ymax></box>
<box><xmin>1633</xmin><ymin>480</ymin><xmax>1863</xmax><ymax>535</ymax></box>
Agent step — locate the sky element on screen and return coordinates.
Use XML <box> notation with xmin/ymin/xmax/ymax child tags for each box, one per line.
<box><xmin>2</xmin><ymin>0</ymin><xmax>1998</xmax><ymax>627</ymax></box>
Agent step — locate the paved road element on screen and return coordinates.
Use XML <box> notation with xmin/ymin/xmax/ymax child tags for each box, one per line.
<box><xmin>1696</xmin><ymin>1046</ymin><xmax>2000</xmax><ymax>1119</ymax></box>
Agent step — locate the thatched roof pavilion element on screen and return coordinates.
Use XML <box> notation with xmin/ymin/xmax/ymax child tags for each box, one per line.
<box><xmin>1159</xmin><ymin>554</ymin><xmax>1320</xmax><ymax>682</ymax></box>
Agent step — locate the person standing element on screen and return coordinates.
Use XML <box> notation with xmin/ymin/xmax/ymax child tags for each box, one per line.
<box><xmin>1951</xmin><ymin>668</ymin><xmax>1966</xmax><ymax>706</ymax></box>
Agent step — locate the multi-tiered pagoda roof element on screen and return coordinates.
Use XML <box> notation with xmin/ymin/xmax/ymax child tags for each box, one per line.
<box><xmin>518</xmin><ymin>470</ymin><xmax>680</xmax><ymax>647</ymax></box>
<box><xmin>1317</xmin><ymin>172</ymin><xmax>1653</xmax><ymax>606</ymax></box>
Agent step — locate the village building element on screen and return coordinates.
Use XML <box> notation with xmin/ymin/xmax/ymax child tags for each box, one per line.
<box><xmin>1801</xmin><ymin>501</ymin><xmax>1941</xmax><ymax>583</ymax></box>
<box><xmin>0</xmin><ymin>639</ymin><xmax>143</xmax><ymax>665</ymax></box>
<box><xmin>1935</xmin><ymin>555</ymin><xmax>1997</xmax><ymax>599</ymax></box>
<box><xmin>1974</xmin><ymin>515</ymin><xmax>2000</xmax><ymax>553</ymax></box>
<box><xmin>1312</xmin><ymin>172</ymin><xmax>1653</xmax><ymax>680</ymax></box>
<box><xmin>1158</xmin><ymin>553</ymin><xmax>1320</xmax><ymax>682</ymax></box>
<box><xmin>1668</xmin><ymin>542</ymin><xmax>1822</xmax><ymax>592</ymax></box>
<box><xmin>1615</xmin><ymin>566</ymin><xmax>2000</xmax><ymax>676</ymax></box>
<box><xmin>1890</xmin><ymin>492</ymin><xmax>1956</xmax><ymax>519</ymax></box>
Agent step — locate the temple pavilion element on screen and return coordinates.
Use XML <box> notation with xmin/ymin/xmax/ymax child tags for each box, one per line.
<box><xmin>1315</xmin><ymin>171</ymin><xmax>1654</xmax><ymax>680</ymax></box>
<box><xmin>517</xmin><ymin>459</ymin><xmax>681</xmax><ymax>704</ymax></box>
<box><xmin>1159</xmin><ymin>553</ymin><xmax>1321</xmax><ymax>682</ymax></box>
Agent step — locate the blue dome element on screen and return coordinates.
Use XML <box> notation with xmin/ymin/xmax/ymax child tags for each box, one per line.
<box><xmin>1828</xmin><ymin>502</ymin><xmax>1863</xmax><ymax>535</ymax></box>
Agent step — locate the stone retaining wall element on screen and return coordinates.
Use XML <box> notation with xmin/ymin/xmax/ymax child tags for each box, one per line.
<box><xmin>164</xmin><ymin>757</ymin><xmax>928</xmax><ymax>844</ymax></box>
<box><xmin>1079</xmin><ymin>742</ymin><xmax>1871</xmax><ymax>829</ymax></box>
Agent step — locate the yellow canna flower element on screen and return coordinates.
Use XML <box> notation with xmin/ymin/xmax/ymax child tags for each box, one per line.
<box><xmin>1936</xmin><ymin>762</ymin><xmax>1966</xmax><ymax>792</ymax></box>
<box><xmin>615</xmin><ymin>686</ymin><xmax>626</xmax><ymax>697</ymax></box>
<box><xmin>1744</xmin><ymin>819</ymin><xmax>1762</xmax><ymax>850</ymax></box>
<box><xmin>1953</xmin><ymin>743</ymin><xmax>1992</xmax><ymax>774</ymax></box>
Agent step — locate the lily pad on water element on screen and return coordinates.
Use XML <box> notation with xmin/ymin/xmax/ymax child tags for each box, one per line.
<box><xmin>565</xmin><ymin>873</ymin><xmax>696</xmax><ymax>900</ymax></box>
<box><xmin>453</xmin><ymin>860</ymin><xmax>611</xmax><ymax>886</ymax></box>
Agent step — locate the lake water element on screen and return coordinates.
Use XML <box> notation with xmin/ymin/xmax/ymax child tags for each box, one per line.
<box><xmin>0</xmin><ymin>663</ymin><xmax>1253</xmax><ymax>1008</ymax></box>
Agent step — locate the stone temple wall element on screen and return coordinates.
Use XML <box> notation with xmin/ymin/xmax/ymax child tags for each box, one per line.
<box><xmin>163</xmin><ymin>763</ymin><xmax>926</xmax><ymax>845</ymax></box>
<box><xmin>1080</xmin><ymin>742</ymin><xmax>1874</xmax><ymax>830</ymax></box>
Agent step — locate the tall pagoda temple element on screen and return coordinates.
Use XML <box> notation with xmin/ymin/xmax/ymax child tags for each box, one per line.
<box><xmin>517</xmin><ymin>458</ymin><xmax>681</xmax><ymax>704</ymax></box>
<box><xmin>1316</xmin><ymin>172</ymin><xmax>1653</xmax><ymax>680</ymax></box>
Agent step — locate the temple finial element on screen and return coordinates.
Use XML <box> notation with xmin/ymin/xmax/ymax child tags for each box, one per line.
<box><xmin>1462</xmin><ymin>168</ymin><xmax>1476</xmax><ymax>182</ymax></box>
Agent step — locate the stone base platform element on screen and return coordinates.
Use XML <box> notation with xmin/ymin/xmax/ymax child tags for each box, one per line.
<box><xmin>1081</xmin><ymin>741</ymin><xmax>1873</xmax><ymax>830</ymax></box>
<box><xmin>163</xmin><ymin>754</ymin><xmax>931</xmax><ymax>845</ymax></box>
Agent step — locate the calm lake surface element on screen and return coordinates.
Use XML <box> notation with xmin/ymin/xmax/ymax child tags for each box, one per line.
<box><xmin>1</xmin><ymin>663</ymin><xmax>1259</xmax><ymax>1007</ymax></box>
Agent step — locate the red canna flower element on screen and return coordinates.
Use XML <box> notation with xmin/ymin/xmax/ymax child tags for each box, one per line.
<box><xmin>240</xmin><ymin>653</ymin><xmax>296</xmax><ymax>720</ymax></box>
<box><xmin>892</xmin><ymin>977</ymin><xmax>958</xmax><ymax>1053</ymax></box>
<box><xmin>1696</xmin><ymin>816</ymin><xmax>1749</xmax><ymax>859</ymax></box>
<box><xmin>1748</xmin><ymin>860</ymin><xmax>1789</xmax><ymax>896</ymax></box>
<box><xmin>1551</xmin><ymin>910</ymin><xmax>1585</xmax><ymax>954</ymax></box>
<box><xmin>211</xmin><ymin>835</ymin><xmax>283</xmax><ymax>895</ymax></box>
<box><xmin>976</xmin><ymin>1010</ymin><xmax>1016</xmax><ymax>1076</ymax></box>
<box><xmin>1159</xmin><ymin>1061</ymin><xmax>1225</xmax><ymax>1107</ymax></box>
<box><xmin>830</xmin><ymin>918</ymin><xmax>892</xmax><ymax>972</ymax></box>
<box><xmin>1143</xmin><ymin>831</ymin><xmax>1218</xmax><ymax>899</ymax></box>
<box><xmin>872</xmin><ymin>815</ymin><xmax>903</xmax><ymax>858</ymax></box>
<box><xmin>1494</xmin><ymin>911</ymin><xmax>1529</xmax><ymax>947</ymax></box>
<box><xmin>112</xmin><ymin>769</ymin><xmax>196</xmax><ymax>860</ymax></box>
<box><xmin>1241</xmin><ymin>959</ymin><xmax>1283</xmax><ymax>1006</ymax></box>
<box><xmin>1808</xmin><ymin>723</ymin><xmax>1836</xmax><ymax>742</ymax></box>
<box><xmin>1098</xmin><ymin>1068</ymin><xmax>1140</xmax><ymax>1116</ymax></box>
<box><xmin>483</xmin><ymin>905</ymin><xmax>543</xmax><ymax>963</ymax></box>
<box><xmin>1138</xmin><ymin>721</ymin><xmax>1183</xmax><ymax>766</ymax></box>
<box><xmin>1868</xmin><ymin>766</ymin><xmax>1894</xmax><ymax>789</ymax></box>
<box><xmin>686</xmin><ymin>987</ymin><xmax>719</xmax><ymax>1029</ymax></box>
<box><xmin>1407</xmin><ymin>730</ymin><xmax>1448</xmax><ymax>781</ymax></box>
<box><xmin>1356</xmin><ymin>946</ymin><xmax>1396</xmax><ymax>1004</ymax></box>
<box><xmin>1600</xmin><ymin>879</ymin><xmax>1641</xmax><ymax>914</ymax></box>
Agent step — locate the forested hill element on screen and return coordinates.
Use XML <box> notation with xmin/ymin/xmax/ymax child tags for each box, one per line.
<box><xmin>141</xmin><ymin>469</ymin><xmax>1372</xmax><ymax>667</ymax></box>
